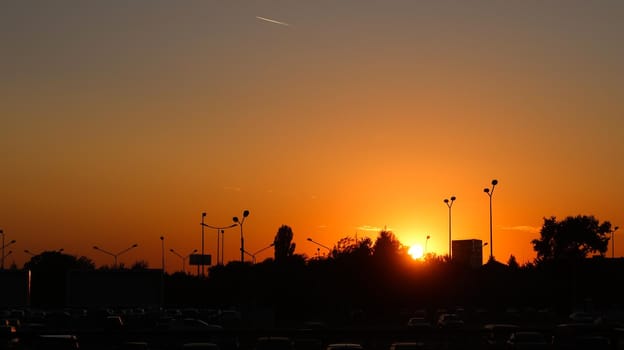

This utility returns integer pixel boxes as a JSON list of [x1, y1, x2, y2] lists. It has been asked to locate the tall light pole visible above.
[[1, 231, 16, 270], [424, 235, 431, 255], [93, 243, 138, 268], [444, 196, 456, 259], [233, 210, 250, 263], [24, 248, 64, 257], [160, 236, 165, 273], [201, 212, 206, 277], [169, 248, 197, 273], [2, 250, 12, 266], [200, 222, 237, 265], [0, 229, 3, 270], [484, 179, 498, 262], [612, 226, 620, 259], [251, 243, 275, 264], [307, 237, 331, 256]]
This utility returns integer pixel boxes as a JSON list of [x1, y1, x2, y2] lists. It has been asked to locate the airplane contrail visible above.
[[256, 16, 290, 26]]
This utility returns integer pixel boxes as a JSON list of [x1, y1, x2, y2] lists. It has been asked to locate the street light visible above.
[[2, 251, 12, 263], [93, 243, 138, 268], [251, 243, 275, 263], [200, 222, 237, 265], [613, 226, 620, 259], [24, 248, 64, 256], [307, 237, 331, 256], [444, 196, 456, 259], [160, 236, 165, 273], [243, 249, 254, 262], [233, 210, 250, 263], [169, 248, 197, 273], [424, 235, 431, 255], [483, 179, 498, 262], [1, 231, 16, 270], [201, 212, 206, 277]]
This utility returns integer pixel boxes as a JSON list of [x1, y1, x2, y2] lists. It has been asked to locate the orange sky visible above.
[[1, 1, 623, 272]]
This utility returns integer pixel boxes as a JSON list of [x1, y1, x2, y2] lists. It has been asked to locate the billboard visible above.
[[189, 254, 211, 266], [452, 239, 483, 268]]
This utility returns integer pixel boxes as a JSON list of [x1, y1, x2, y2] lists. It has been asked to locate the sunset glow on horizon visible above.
[[1, 1, 623, 272]]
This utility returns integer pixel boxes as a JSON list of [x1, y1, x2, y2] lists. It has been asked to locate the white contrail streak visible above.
[[256, 16, 290, 26]]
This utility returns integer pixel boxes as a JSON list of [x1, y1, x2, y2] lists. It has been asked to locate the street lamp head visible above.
[[202, 212, 206, 217], [243, 210, 250, 218], [93, 246, 99, 250], [484, 188, 490, 193], [160, 236, 164, 241], [233, 216, 239, 223], [492, 179, 498, 186], [307, 238, 312, 241], [426, 235, 430, 239], [483, 242, 488, 246], [451, 196, 456, 201], [9, 240, 16, 244], [192, 249, 198, 253], [169, 249, 174, 252], [132, 244, 138, 247], [444, 199, 449, 203], [615, 226, 620, 231]]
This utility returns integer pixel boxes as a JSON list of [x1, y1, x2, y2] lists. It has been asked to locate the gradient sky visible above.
[[2, 1, 623, 272]]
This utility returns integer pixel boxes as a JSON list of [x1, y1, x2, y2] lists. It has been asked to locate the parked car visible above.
[[31, 334, 80, 350], [483, 323, 519, 349], [388, 341, 425, 350], [436, 313, 464, 329], [326, 343, 363, 350], [406, 317, 431, 331], [255, 337, 293, 350], [182, 343, 221, 350], [505, 331, 549, 350]]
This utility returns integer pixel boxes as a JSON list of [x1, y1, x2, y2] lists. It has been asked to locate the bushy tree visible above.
[[531, 215, 612, 264], [273, 225, 296, 262], [24, 251, 95, 306], [373, 229, 404, 260]]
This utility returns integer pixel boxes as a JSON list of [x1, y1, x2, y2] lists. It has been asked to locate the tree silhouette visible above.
[[24, 251, 95, 307], [507, 254, 519, 269], [531, 215, 612, 264], [273, 225, 296, 262], [373, 229, 403, 261]]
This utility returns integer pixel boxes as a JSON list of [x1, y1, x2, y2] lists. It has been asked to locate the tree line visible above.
[[13, 214, 622, 323]]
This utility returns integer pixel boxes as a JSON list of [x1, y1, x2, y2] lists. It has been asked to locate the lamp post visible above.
[[233, 210, 250, 263], [93, 243, 138, 268], [483, 179, 498, 262], [424, 235, 431, 255], [613, 226, 620, 259], [160, 236, 165, 273], [2, 251, 12, 265], [169, 248, 197, 273], [200, 222, 237, 265], [243, 249, 254, 262], [307, 237, 331, 256], [1, 231, 16, 270], [251, 243, 275, 263], [444, 196, 456, 259], [201, 212, 206, 277]]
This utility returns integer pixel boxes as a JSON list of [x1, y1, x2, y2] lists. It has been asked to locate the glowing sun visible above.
[[408, 244, 424, 260]]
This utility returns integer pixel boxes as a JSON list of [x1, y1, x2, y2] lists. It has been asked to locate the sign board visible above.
[[189, 254, 211, 266]]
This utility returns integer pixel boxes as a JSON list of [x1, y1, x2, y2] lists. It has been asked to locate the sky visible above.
[[1, 1, 623, 272]]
